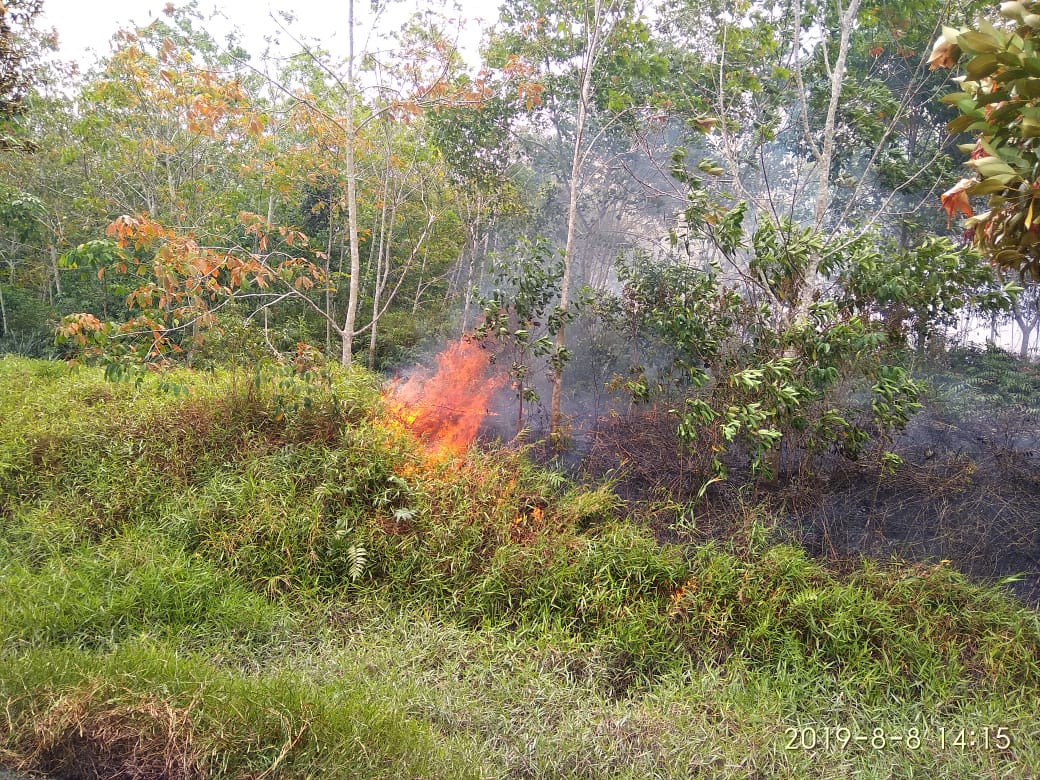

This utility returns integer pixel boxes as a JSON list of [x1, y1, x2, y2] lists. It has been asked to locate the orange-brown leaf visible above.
[[940, 178, 974, 227]]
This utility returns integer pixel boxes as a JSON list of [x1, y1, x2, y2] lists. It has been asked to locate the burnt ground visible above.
[[791, 406, 1040, 605], [566, 348, 1040, 607]]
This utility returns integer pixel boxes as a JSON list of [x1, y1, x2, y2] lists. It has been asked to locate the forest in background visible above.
[[3, 0, 1040, 777], [0, 1, 1035, 362], [1, 0, 1036, 467]]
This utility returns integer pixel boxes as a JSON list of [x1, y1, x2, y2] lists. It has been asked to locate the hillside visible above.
[[2, 356, 1039, 778]]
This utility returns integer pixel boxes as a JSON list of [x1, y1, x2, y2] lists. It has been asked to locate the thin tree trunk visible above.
[[367, 290, 381, 369], [550, 0, 605, 439], [49, 244, 61, 299], [368, 197, 395, 369], [411, 251, 429, 315], [166, 159, 178, 223], [1015, 311, 1037, 359], [365, 192, 381, 277], [461, 241, 474, 334], [342, 0, 362, 367], [325, 216, 334, 353], [792, 0, 861, 323], [458, 238, 473, 333], [517, 378, 524, 434], [462, 227, 488, 334]]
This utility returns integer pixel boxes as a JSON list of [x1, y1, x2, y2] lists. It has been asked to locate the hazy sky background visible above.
[[38, 0, 491, 70]]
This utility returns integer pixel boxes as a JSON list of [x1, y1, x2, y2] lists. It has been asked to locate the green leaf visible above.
[[1014, 77, 1040, 98], [966, 53, 1001, 79], [1020, 116, 1040, 137], [972, 157, 1017, 177], [968, 177, 1011, 196], [948, 114, 979, 133], [959, 31, 1002, 54]]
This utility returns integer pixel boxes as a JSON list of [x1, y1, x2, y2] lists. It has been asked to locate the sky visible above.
[[38, 0, 491, 70]]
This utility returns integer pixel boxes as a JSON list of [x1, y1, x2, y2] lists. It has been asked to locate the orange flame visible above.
[[385, 338, 506, 456]]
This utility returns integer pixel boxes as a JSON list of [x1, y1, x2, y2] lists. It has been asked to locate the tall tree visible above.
[[550, 0, 608, 436], [0, 0, 42, 122], [341, 0, 363, 366], [489, 0, 648, 439], [650, 0, 987, 327]]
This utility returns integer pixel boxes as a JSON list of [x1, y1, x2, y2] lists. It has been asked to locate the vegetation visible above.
[[933, 3, 1040, 279], [2, 357, 1039, 778], [0, 0, 44, 125], [1, 0, 1039, 777]]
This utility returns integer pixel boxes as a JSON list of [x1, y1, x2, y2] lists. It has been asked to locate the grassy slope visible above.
[[1, 355, 1039, 779]]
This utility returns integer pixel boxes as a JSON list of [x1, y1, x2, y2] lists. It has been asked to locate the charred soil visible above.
[[576, 347, 1040, 605]]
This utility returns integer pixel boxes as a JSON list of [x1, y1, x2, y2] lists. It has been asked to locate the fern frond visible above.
[[345, 545, 367, 582]]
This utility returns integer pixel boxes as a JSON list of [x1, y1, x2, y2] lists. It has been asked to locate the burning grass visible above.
[[384, 338, 507, 456]]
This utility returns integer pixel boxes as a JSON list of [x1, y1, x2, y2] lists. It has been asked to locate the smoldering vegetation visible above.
[[465, 303, 1040, 607]]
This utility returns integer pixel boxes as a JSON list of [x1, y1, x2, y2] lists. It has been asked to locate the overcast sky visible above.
[[39, 0, 491, 70]]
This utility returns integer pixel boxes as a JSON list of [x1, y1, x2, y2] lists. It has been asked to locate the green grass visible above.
[[3, 641, 486, 779], [1, 354, 1039, 778]]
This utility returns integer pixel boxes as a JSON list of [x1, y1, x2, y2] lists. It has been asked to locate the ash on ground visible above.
[[794, 407, 1040, 605], [571, 349, 1040, 606]]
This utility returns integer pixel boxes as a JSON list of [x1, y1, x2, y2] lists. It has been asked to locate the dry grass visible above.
[[15, 686, 201, 780]]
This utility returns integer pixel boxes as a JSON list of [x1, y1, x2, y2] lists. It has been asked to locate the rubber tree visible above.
[[653, 0, 988, 326], [488, 0, 643, 439]]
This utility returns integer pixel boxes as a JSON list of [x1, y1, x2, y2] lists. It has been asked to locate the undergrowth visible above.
[[930, 344, 1040, 420], [1, 355, 1038, 778]]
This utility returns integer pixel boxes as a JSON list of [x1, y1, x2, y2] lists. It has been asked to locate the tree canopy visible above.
[[0, 0, 43, 120]]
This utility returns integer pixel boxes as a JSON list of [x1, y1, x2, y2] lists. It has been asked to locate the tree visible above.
[[341, 0, 363, 367], [930, 5, 1040, 280], [488, 0, 649, 440], [571, 0, 1017, 487], [1009, 278, 1040, 357], [598, 235, 930, 488], [233, 4, 494, 366], [550, 0, 606, 437], [72, 19, 259, 230], [838, 235, 1014, 352], [0, 0, 43, 123], [475, 237, 566, 432], [56, 212, 327, 370], [30, 2, 495, 371], [0, 185, 45, 337], [648, 0, 988, 325]]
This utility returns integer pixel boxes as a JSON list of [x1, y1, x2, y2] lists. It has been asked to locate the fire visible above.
[[385, 338, 506, 456]]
